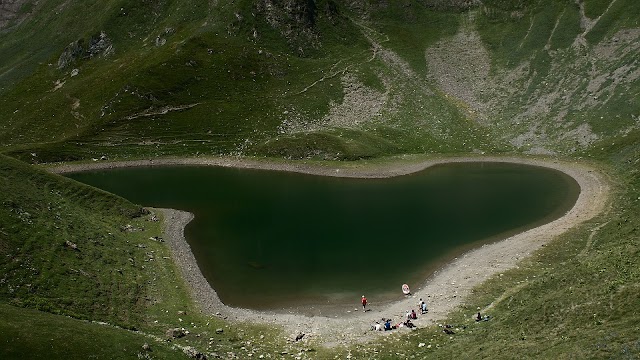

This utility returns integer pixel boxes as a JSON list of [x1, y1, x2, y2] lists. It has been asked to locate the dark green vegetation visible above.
[[0, 154, 148, 325], [0, 0, 638, 358], [0, 303, 190, 360], [0, 0, 501, 162], [67, 163, 578, 313], [0, 154, 290, 358]]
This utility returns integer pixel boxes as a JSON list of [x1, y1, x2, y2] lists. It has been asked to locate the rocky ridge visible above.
[[0, 0, 30, 30]]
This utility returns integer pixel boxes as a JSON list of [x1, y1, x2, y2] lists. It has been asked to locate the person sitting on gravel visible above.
[[421, 301, 428, 314], [372, 322, 383, 331], [384, 319, 392, 331], [411, 309, 417, 319], [404, 319, 416, 329]]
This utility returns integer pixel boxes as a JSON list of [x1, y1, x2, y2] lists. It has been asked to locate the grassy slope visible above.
[[0, 0, 639, 358], [0, 154, 149, 324], [476, 0, 640, 153], [0, 154, 294, 359], [0, 0, 504, 162], [0, 303, 190, 360]]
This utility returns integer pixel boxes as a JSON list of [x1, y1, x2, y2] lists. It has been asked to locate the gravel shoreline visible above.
[[49, 155, 610, 347]]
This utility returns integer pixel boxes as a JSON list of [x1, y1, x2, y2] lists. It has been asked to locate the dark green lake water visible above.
[[67, 162, 579, 314]]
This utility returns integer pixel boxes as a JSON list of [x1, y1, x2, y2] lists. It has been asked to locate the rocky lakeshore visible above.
[[50, 156, 610, 347]]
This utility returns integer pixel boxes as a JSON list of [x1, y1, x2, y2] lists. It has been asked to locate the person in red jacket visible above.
[[361, 295, 367, 311]]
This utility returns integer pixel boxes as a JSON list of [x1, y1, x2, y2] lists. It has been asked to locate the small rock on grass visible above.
[[183, 346, 207, 359], [166, 328, 186, 339], [64, 240, 79, 251]]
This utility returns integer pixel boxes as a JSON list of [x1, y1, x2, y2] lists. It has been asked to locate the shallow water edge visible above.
[[46, 155, 610, 345]]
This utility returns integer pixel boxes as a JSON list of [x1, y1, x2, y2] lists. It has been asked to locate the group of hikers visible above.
[[363, 293, 492, 333], [366, 296, 429, 331], [371, 317, 415, 331]]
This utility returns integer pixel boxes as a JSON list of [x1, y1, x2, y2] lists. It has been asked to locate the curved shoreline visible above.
[[48, 155, 610, 346]]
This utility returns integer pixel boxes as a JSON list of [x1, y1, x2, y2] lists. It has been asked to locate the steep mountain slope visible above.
[[0, 154, 152, 325], [0, 0, 503, 162], [0, 153, 293, 359], [425, 0, 640, 154], [1, 0, 637, 164]]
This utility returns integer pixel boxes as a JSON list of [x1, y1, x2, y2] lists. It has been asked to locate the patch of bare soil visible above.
[[279, 72, 390, 134], [277, 23, 435, 136], [425, 19, 492, 124]]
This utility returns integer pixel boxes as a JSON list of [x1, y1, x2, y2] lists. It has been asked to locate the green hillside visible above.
[[0, 0, 639, 358]]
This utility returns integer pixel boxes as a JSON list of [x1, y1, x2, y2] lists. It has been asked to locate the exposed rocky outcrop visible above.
[[254, 0, 321, 54], [424, 0, 480, 10], [57, 31, 114, 69], [344, 0, 480, 19]]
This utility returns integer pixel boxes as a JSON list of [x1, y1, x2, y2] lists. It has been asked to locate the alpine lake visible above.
[[67, 162, 579, 315]]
